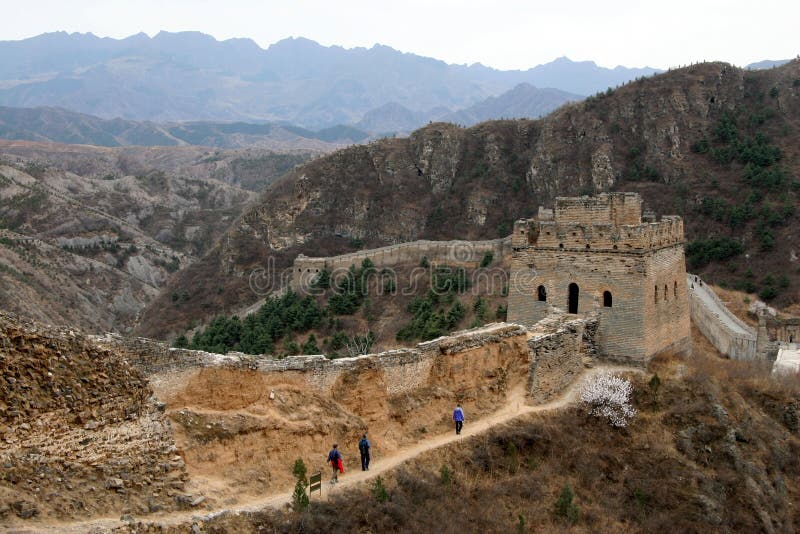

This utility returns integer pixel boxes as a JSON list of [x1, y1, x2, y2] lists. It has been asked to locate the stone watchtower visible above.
[[508, 192, 691, 365]]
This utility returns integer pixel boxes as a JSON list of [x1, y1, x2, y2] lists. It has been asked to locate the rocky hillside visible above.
[[136, 60, 800, 340], [0, 312, 186, 525], [0, 140, 313, 192], [0, 141, 311, 332]]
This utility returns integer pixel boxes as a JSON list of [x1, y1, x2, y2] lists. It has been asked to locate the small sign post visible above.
[[309, 471, 322, 498]]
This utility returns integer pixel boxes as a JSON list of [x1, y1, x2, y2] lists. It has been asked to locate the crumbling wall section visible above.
[[292, 237, 510, 290], [101, 320, 599, 405], [526, 315, 597, 403]]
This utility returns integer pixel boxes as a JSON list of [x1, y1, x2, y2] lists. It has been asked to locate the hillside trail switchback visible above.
[[8, 363, 640, 533]]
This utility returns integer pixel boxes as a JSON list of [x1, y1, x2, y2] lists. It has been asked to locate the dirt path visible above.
[[8, 363, 639, 533]]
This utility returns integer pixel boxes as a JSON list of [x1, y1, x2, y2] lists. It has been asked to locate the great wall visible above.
[[3, 192, 799, 530], [291, 237, 510, 290]]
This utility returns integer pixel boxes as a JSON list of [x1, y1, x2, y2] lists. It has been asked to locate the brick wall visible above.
[[642, 247, 692, 360], [554, 193, 642, 226], [509, 193, 691, 365], [686, 274, 758, 360]]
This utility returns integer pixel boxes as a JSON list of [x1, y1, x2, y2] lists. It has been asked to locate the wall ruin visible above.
[[95, 318, 599, 406], [757, 314, 800, 361]]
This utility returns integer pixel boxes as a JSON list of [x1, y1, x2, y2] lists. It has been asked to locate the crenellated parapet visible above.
[[512, 215, 684, 253]]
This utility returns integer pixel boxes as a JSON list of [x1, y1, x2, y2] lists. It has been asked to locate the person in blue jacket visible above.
[[453, 403, 465, 435], [358, 433, 371, 471]]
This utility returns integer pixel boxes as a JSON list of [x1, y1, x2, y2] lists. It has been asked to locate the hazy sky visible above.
[[3, 0, 798, 70]]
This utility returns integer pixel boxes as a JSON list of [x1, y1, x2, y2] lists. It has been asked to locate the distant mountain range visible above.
[[0, 106, 368, 149], [0, 82, 584, 147], [441, 83, 583, 126], [0, 31, 662, 130], [746, 59, 793, 70], [355, 84, 583, 133]]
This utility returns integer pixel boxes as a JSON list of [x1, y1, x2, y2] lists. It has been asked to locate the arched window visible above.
[[568, 283, 579, 314], [537, 285, 547, 302], [603, 291, 612, 308], [664, 285, 668, 300], [674, 281, 678, 298]]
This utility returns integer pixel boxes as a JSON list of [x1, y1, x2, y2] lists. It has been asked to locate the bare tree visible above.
[[345, 332, 376, 357]]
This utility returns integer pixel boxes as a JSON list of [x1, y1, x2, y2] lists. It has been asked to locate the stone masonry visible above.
[[526, 314, 598, 402], [508, 193, 691, 365]]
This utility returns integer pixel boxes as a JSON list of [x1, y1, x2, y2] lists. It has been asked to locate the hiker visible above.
[[359, 433, 371, 471], [327, 444, 343, 483], [453, 403, 465, 435]]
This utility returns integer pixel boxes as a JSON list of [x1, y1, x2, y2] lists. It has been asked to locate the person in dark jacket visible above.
[[327, 444, 343, 483], [358, 433, 371, 471], [453, 403, 465, 435]]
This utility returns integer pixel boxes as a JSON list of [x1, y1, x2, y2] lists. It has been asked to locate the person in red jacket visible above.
[[327, 444, 343, 483]]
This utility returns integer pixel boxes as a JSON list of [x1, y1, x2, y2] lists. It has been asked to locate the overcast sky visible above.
[[2, 0, 798, 70]]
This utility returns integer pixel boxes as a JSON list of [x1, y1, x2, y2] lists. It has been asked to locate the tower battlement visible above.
[[512, 216, 684, 252]]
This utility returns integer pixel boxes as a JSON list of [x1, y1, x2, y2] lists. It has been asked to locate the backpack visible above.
[[359, 438, 368, 453]]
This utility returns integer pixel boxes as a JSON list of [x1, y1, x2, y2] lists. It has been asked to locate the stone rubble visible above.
[[0, 311, 188, 522]]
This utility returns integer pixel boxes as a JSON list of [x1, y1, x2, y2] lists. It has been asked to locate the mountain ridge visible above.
[[0, 31, 661, 128]]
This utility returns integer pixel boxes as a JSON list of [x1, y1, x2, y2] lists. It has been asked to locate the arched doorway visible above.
[[603, 291, 612, 307], [537, 285, 547, 301], [568, 283, 579, 314]]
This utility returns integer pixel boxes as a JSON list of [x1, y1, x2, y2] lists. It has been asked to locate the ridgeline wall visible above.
[[93, 316, 598, 404], [686, 273, 757, 360]]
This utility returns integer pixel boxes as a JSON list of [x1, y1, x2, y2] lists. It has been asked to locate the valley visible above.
[[0, 141, 311, 332]]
